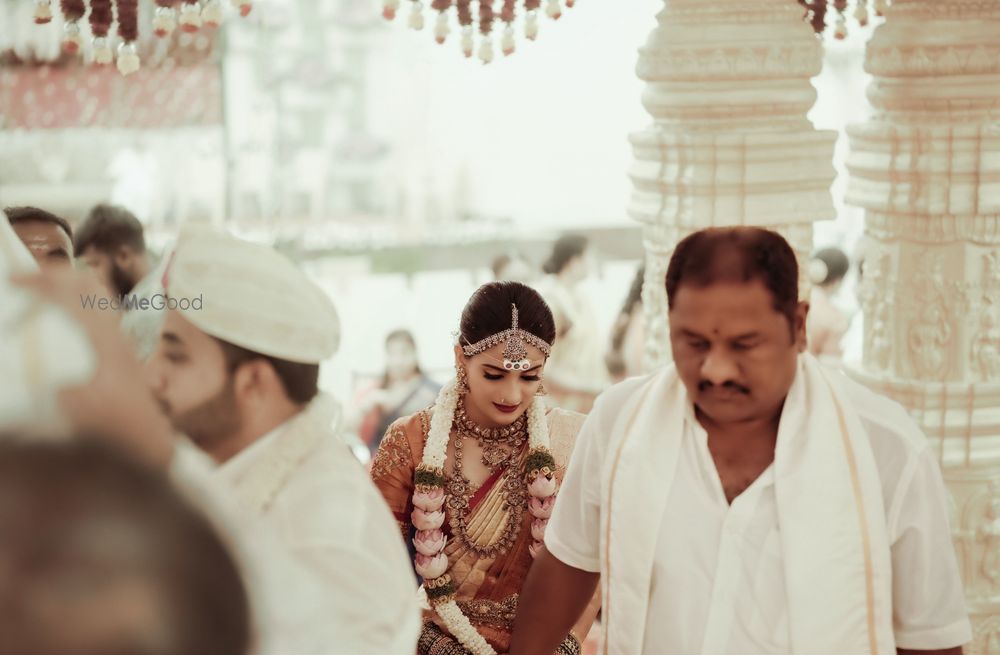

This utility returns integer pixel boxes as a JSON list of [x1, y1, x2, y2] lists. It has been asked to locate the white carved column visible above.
[[845, 1, 1000, 652], [630, 0, 838, 368]]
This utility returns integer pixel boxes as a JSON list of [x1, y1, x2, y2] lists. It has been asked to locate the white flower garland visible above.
[[411, 376, 557, 655]]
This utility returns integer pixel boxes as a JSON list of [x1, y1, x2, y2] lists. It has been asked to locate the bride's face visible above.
[[456, 342, 547, 427]]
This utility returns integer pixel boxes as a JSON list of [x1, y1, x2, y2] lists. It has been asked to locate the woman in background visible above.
[[605, 264, 645, 382], [353, 329, 440, 455], [807, 246, 852, 364], [534, 234, 608, 411]]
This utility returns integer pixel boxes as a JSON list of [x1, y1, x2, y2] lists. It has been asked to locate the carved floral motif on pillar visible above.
[[846, 1, 1000, 651]]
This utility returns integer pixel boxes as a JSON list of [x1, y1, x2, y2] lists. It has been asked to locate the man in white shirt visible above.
[[142, 228, 420, 654], [3, 223, 420, 654], [510, 227, 971, 655]]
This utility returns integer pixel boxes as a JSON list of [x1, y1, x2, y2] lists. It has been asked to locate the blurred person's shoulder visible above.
[[832, 369, 930, 455], [826, 368, 940, 521], [593, 371, 660, 422], [563, 372, 663, 463]]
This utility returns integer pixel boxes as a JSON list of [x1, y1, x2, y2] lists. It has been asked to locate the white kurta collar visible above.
[[216, 394, 342, 514]]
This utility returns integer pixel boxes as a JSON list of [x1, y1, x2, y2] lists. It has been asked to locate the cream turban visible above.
[[0, 219, 95, 433], [163, 227, 340, 364]]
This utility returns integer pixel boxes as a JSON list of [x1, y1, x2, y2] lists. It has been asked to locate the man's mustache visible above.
[[698, 380, 750, 394]]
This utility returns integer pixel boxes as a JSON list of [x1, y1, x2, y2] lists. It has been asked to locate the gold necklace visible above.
[[445, 423, 528, 559], [454, 403, 527, 471]]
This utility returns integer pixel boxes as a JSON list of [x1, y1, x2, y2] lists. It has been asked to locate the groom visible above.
[[510, 227, 971, 655]]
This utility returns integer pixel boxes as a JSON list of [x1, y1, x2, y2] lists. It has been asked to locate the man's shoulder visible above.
[[283, 435, 405, 537], [573, 371, 667, 455], [591, 371, 664, 420], [833, 369, 931, 457]]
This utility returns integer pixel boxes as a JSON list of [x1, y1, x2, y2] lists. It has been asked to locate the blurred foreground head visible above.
[[0, 439, 251, 655]]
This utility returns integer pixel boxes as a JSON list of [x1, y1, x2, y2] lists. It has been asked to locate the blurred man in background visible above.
[[5, 206, 74, 270], [74, 203, 152, 298]]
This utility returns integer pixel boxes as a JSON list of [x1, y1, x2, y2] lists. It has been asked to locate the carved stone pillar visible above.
[[845, 1, 1000, 651], [629, 0, 838, 368]]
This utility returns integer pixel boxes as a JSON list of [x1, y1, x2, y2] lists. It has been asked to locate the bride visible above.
[[370, 281, 599, 655]]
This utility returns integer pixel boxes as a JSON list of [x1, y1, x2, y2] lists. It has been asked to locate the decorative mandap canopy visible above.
[[11, 0, 891, 75], [28, 0, 251, 75], [381, 0, 888, 64]]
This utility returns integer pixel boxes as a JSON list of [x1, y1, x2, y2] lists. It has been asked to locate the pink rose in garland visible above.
[[413, 529, 448, 556], [412, 507, 446, 531], [415, 552, 449, 579], [528, 495, 555, 519], [527, 473, 556, 498], [530, 518, 548, 542], [413, 487, 446, 512]]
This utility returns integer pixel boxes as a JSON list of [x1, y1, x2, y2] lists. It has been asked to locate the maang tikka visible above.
[[461, 304, 552, 371]]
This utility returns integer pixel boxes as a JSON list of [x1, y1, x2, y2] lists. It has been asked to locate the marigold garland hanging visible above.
[[384, 0, 575, 64]]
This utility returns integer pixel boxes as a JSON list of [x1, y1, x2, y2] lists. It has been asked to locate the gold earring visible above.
[[456, 365, 469, 392], [536, 381, 548, 396]]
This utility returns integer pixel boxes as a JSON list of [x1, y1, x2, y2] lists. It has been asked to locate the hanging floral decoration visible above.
[[152, 0, 178, 37], [60, 0, 87, 54], [179, 0, 203, 32], [34, 0, 54, 25], [32, 0, 255, 76], [800, 0, 890, 40], [88, 0, 113, 63], [384, 0, 575, 64], [116, 0, 141, 75]]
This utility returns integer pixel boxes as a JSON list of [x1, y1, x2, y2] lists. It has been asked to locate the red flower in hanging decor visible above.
[[500, 0, 517, 55], [479, 0, 494, 35], [115, 0, 141, 75], [59, 0, 85, 21], [88, 0, 114, 63], [432, 0, 452, 43], [202, 0, 224, 28], [152, 0, 177, 38], [179, 0, 203, 33], [29, 0, 251, 72], [89, 0, 113, 37], [233, 0, 252, 17], [59, 0, 86, 53], [382, 0, 399, 20], [798, 0, 886, 39], [499, 0, 516, 23], [33, 0, 53, 24], [116, 0, 139, 42], [382, 0, 572, 63]]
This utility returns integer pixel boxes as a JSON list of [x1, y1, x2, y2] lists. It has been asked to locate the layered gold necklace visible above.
[[446, 404, 528, 558]]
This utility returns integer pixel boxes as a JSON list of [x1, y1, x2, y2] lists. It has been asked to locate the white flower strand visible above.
[[416, 374, 553, 655], [526, 396, 549, 450], [436, 601, 497, 655], [423, 379, 459, 470]]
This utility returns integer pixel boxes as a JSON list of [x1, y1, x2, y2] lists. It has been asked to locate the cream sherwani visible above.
[[172, 395, 420, 654], [546, 355, 971, 655]]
